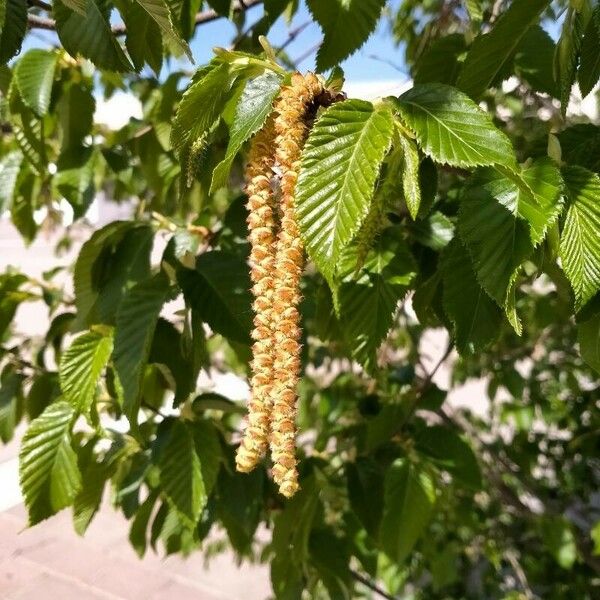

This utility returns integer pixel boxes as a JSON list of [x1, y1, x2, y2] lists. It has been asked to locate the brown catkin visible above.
[[269, 72, 324, 497], [235, 117, 278, 474]]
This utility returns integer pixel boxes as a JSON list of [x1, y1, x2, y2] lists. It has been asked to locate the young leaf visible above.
[[158, 420, 206, 527], [296, 100, 395, 280], [306, 0, 386, 72], [171, 62, 236, 153], [178, 250, 253, 344], [211, 71, 282, 192], [0, 0, 27, 64], [59, 328, 114, 415], [113, 272, 172, 420], [14, 49, 58, 117], [456, 0, 550, 99], [398, 133, 421, 220], [53, 0, 133, 72], [441, 238, 503, 353], [560, 166, 600, 311], [19, 401, 82, 525], [380, 459, 436, 565], [392, 85, 515, 169]]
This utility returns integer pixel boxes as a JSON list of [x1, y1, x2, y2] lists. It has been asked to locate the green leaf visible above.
[[0, 150, 22, 213], [456, 0, 550, 99], [129, 491, 159, 557], [171, 62, 237, 153], [158, 420, 205, 527], [407, 212, 454, 251], [380, 459, 436, 565], [441, 238, 503, 353], [555, 6, 585, 115], [578, 9, 600, 98], [337, 227, 416, 371], [346, 457, 384, 538], [178, 250, 253, 345], [578, 312, 600, 373], [296, 100, 394, 280], [14, 50, 58, 117], [189, 419, 222, 496], [398, 133, 421, 220], [416, 424, 482, 489], [514, 25, 559, 97], [54, 147, 98, 219], [11, 163, 38, 243], [560, 166, 600, 311], [73, 221, 154, 327], [132, 0, 192, 61], [458, 169, 533, 330], [0, 0, 27, 64], [211, 72, 282, 192], [113, 272, 172, 420], [307, 0, 386, 71], [19, 401, 82, 525], [558, 124, 600, 173], [59, 328, 114, 415], [53, 0, 133, 72], [57, 82, 96, 151], [0, 370, 23, 443], [393, 84, 515, 168], [414, 34, 467, 86], [123, 2, 163, 74]]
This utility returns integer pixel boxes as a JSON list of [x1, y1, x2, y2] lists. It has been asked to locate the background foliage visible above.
[[1, 0, 600, 598]]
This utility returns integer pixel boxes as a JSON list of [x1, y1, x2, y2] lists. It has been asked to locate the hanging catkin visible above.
[[235, 117, 278, 473], [269, 72, 325, 498]]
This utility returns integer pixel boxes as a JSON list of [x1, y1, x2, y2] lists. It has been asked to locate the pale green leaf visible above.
[[0, 0, 27, 64], [211, 72, 282, 192], [0, 150, 22, 213], [59, 328, 114, 415], [441, 238, 503, 353], [296, 100, 395, 280], [113, 272, 172, 420], [159, 420, 205, 527], [19, 401, 82, 525], [14, 50, 58, 117], [398, 133, 421, 220], [393, 84, 515, 168], [560, 166, 600, 311], [53, 0, 133, 72], [457, 0, 550, 99], [306, 0, 386, 72], [171, 62, 236, 153], [380, 459, 436, 564]]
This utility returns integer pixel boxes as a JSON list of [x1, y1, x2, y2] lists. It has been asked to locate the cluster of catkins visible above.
[[235, 72, 334, 498]]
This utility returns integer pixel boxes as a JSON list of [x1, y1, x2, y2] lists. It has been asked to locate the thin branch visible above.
[[27, 0, 264, 36], [293, 41, 321, 65], [28, 0, 52, 10], [350, 569, 398, 600]]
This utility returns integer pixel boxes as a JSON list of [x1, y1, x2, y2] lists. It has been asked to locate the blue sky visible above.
[[24, 0, 408, 83]]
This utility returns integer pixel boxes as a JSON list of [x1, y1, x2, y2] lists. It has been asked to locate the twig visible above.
[[27, 0, 264, 36], [293, 41, 321, 65], [350, 569, 398, 600], [28, 0, 52, 10], [276, 20, 311, 53]]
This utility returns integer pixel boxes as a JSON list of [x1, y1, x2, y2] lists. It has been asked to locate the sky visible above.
[[24, 0, 409, 85]]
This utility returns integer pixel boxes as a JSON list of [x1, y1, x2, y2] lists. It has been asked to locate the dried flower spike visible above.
[[236, 117, 278, 474], [269, 72, 324, 497]]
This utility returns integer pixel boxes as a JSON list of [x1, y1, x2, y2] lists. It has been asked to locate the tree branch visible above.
[[28, 0, 52, 10], [27, 0, 264, 36], [350, 569, 398, 600]]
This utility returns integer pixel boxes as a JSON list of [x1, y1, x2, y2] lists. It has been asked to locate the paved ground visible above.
[[0, 432, 271, 600]]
